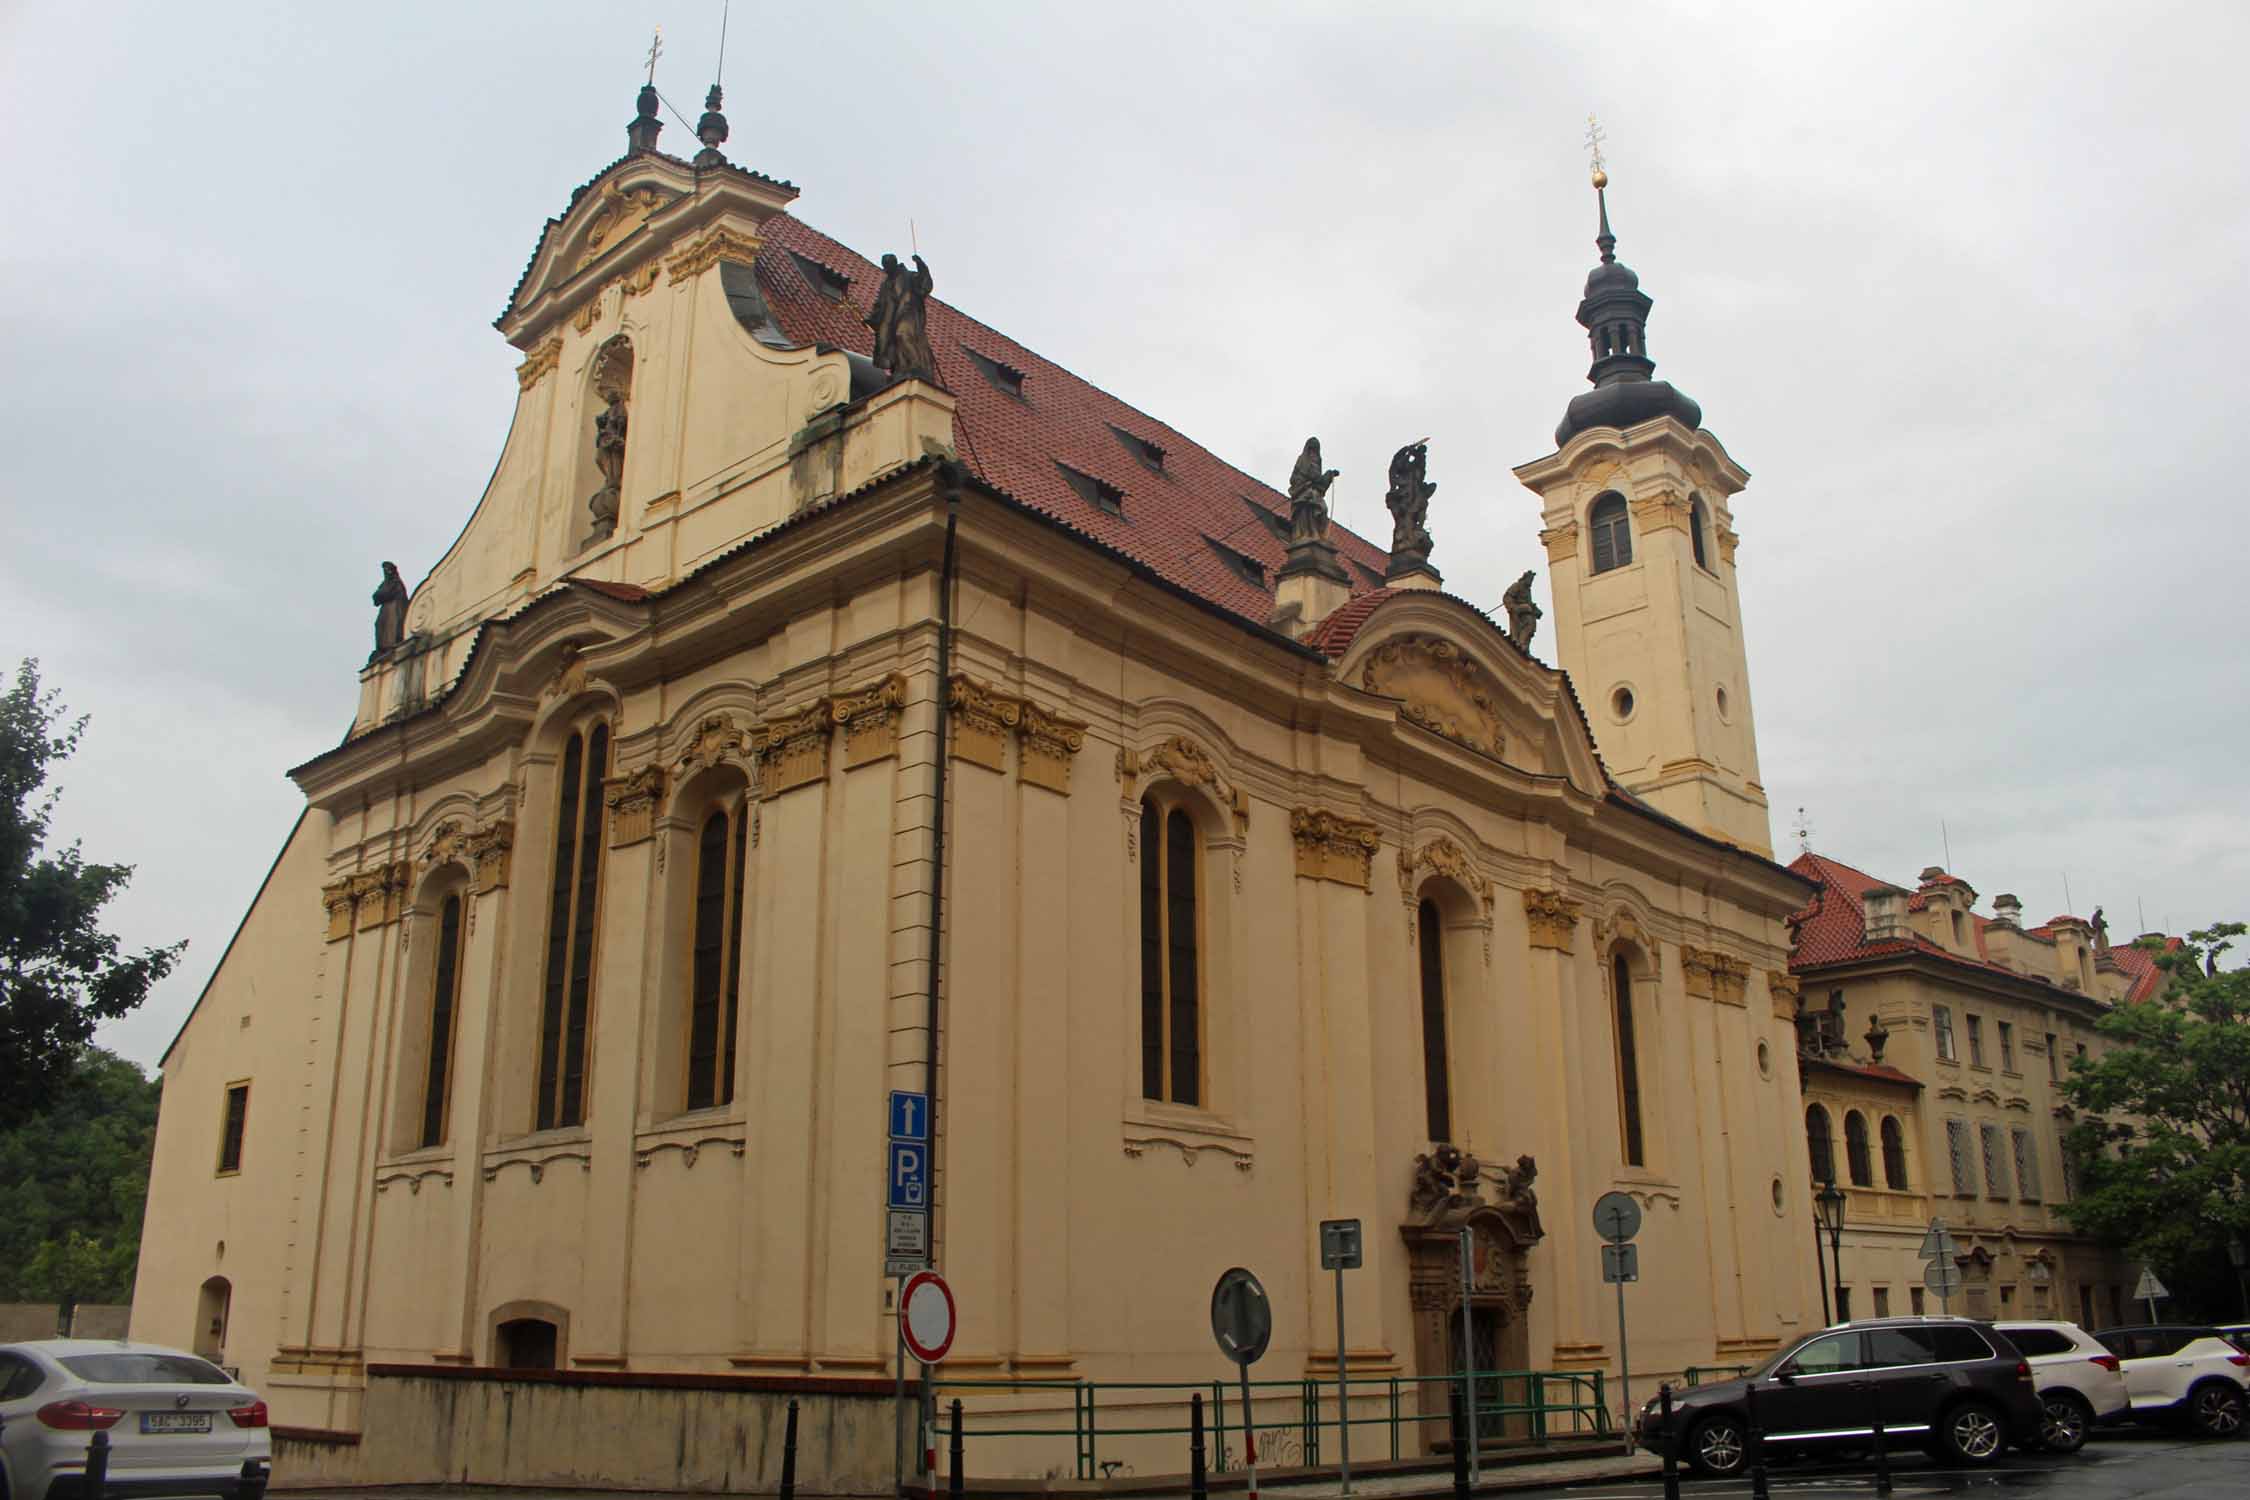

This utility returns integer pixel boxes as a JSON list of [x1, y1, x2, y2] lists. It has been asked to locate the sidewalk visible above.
[[1115, 1449, 1664, 1500]]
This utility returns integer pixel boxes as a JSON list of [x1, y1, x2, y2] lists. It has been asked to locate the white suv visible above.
[[1992, 1320, 2129, 1452], [2094, 1325, 2250, 1437]]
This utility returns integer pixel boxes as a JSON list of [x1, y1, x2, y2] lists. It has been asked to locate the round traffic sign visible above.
[[900, 1270, 956, 1364], [1209, 1267, 1272, 1367], [1923, 1261, 1964, 1298], [1592, 1191, 1642, 1244]]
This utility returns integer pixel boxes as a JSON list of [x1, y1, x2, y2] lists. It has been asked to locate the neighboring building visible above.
[[1786, 854, 2158, 1331], [132, 86, 1823, 1486]]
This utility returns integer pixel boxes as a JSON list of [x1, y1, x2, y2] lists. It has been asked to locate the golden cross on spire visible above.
[[1585, 114, 1608, 187], [645, 25, 664, 84]]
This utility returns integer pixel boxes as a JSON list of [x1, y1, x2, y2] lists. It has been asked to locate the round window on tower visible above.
[[1715, 684, 1731, 722], [1770, 1175, 1787, 1216], [1757, 1039, 1773, 1079], [1611, 685, 1636, 723]]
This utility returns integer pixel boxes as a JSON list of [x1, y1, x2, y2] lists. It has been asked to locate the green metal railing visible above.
[[929, 1369, 1611, 1482], [1681, 1363, 1753, 1387]]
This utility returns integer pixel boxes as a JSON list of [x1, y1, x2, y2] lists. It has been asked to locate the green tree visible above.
[[0, 1046, 161, 1303], [1, 658, 184, 1127], [2060, 924, 2250, 1318]]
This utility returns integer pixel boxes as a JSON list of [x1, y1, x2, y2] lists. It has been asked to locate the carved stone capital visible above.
[[1400, 835, 1491, 908], [833, 672, 909, 768], [322, 879, 356, 942], [948, 674, 1022, 772], [1767, 969, 1802, 1020], [752, 699, 834, 797], [1629, 489, 1690, 533], [1538, 521, 1581, 564], [1521, 887, 1582, 952], [1361, 634, 1505, 759], [667, 225, 764, 284], [605, 765, 667, 846], [1681, 945, 1747, 1004], [343, 862, 412, 933], [515, 336, 562, 391], [467, 820, 515, 893], [1716, 525, 1741, 564], [1291, 807, 1380, 890], [1017, 701, 1087, 794]]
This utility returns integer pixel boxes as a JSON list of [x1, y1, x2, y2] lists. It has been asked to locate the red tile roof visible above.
[[1803, 1055, 1923, 1090], [753, 217, 1395, 630]]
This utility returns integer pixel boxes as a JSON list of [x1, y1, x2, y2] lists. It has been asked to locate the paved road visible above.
[[1547, 1430, 2245, 1500]]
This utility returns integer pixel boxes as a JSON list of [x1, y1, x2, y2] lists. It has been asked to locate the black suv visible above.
[[1639, 1318, 2044, 1475]]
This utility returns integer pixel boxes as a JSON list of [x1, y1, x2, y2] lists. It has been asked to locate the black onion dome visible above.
[[1555, 381, 1702, 447], [1553, 180, 1700, 446]]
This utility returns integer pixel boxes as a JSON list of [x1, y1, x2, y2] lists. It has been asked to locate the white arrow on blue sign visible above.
[[889, 1090, 928, 1142]]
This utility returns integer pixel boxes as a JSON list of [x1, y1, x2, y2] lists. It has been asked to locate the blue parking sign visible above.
[[889, 1090, 929, 1142], [887, 1141, 928, 1208]]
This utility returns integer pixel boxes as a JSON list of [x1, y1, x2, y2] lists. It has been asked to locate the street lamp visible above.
[[1815, 1179, 1848, 1323]]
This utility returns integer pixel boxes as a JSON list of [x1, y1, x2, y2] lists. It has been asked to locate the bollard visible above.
[[1742, 1381, 1770, 1500], [1658, 1384, 1680, 1500], [1867, 1381, 1891, 1497], [949, 1399, 965, 1500], [779, 1398, 800, 1500], [1449, 1385, 1470, 1500], [85, 1430, 112, 1500], [1189, 1393, 1209, 1500]]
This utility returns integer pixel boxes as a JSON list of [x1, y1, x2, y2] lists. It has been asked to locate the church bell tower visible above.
[[1511, 170, 1774, 858]]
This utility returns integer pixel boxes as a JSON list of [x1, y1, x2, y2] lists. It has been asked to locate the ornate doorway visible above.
[[1402, 1146, 1545, 1446]]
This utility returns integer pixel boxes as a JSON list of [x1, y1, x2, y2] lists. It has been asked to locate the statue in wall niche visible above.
[[867, 253, 938, 382], [1286, 437, 1340, 545], [370, 562, 408, 660], [1496, 1154, 1543, 1238], [586, 334, 634, 544], [1501, 569, 1542, 650], [1384, 439, 1436, 566]]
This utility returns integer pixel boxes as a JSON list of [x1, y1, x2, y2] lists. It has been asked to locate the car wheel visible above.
[[2039, 1390, 2093, 1454], [2188, 1381, 2245, 1438], [1937, 1398, 2007, 1465], [1688, 1413, 1749, 1477]]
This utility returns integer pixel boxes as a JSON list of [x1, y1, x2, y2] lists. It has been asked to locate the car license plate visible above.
[[141, 1412, 212, 1434]]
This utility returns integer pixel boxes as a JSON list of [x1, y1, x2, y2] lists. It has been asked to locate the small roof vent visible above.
[[1109, 424, 1168, 473], [1055, 462, 1124, 516], [786, 249, 852, 302], [962, 346, 1028, 400], [1239, 494, 1291, 546], [1203, 535, 1267, 589]]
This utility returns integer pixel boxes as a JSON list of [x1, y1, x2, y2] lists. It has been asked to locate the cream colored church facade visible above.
[[134, 92, 1827, 1489]]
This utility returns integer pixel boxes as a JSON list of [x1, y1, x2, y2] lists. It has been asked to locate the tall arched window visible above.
[[1689, 496, 1711, 570], [1806, 1104, 1836, 1184], [1589, 494, 1633, 574], [1613, 952, 1645, 1166], [1881, 1115, 1910, 1189], [1418, 898, 1450, 1142], [537, 722, 609, 1131], [420, 892, 466, 1148], [1844, 1109, 1873, 1187], [686, 801, 750, 1111], [1138, 795, 1201, 1106]]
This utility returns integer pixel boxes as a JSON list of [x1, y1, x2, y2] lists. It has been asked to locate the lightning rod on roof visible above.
[[1941, 819, 1952, 871], [715, 0, 731, 86], [1791, 806, 1811, 855]]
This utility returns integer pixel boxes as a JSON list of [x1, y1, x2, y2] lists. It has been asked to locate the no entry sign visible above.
[[899, 1269, 956, 1365]]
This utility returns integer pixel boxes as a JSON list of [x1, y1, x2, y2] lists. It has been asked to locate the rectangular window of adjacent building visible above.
[[1998, 1021, 2016, 1073], [1980, 1122, 2009, 1199], [1966, 1014, 1986, 1067], [1911, 1286, 1927, 1315], [2012, 1127, 2041, 1201], [1872, 1286, 1891, 1317], [2078, 1286, 2093, 1326], [1933, 1005, 1957, 1062], [1946, 1118, 1975, 1195], [216, 1083, 249, 1175], [1835, 1286, 1852, 1321], [2046, 1032, 2059, 1083], [420, 893, 466, 1148], [537, 723, 609, 1131]]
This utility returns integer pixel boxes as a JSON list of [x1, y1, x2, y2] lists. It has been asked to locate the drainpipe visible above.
[[926, 472, 961, 1259]]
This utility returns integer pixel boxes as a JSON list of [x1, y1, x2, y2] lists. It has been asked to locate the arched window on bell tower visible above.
[[1690, 494, 1711, 571], [1589, 493, 1632, 574]]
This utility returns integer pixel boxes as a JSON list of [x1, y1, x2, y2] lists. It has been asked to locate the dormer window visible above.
[[785, 249, 852, 302], [1240, 494, 1291, 546], [1203, 535, 1266, 589], [1109, 425, 1167, 473], [962, 346, 1028, 400], [1056, 462, 1124, 516]]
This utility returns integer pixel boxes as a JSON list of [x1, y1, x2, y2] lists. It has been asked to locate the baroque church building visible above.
[[135, 86, 1824, 1489]]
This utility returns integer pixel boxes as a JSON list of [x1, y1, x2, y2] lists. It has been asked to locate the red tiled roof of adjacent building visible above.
[[1802, 1054, 1923, 1090], [752, 217, 1395, 631]]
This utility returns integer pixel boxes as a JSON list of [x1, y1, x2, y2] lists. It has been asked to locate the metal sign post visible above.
[[1457, 1226, 1478, 1484], [1593, 1192, 1644, 1449], [886, 1090, 932, 1497], [1210, 1269, 1272, 1500], [2134, 1266, 2169, 1324], [1918, 1218, 1961, 1315], [1320, 1220, 1362, 1496]]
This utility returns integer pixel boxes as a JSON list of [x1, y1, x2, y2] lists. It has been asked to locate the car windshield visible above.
[[59, 1353, 232, 1385]]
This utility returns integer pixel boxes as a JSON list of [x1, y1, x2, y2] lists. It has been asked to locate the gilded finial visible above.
[[1585, 113, 1608, 188]]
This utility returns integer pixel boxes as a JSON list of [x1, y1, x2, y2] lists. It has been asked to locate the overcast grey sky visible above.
[[4, 1, 2243, 1071]]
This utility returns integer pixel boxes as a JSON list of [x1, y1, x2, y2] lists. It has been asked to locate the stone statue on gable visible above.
[[1502, 569, 1542, 650], [370, 562, 408, 661], [867, 253, 938, 383], [1286, 437, 1340, 545], [1384, 439, 1436, 567]]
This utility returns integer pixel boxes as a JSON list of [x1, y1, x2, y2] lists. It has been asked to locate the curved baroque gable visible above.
[[1361, 634, 1505, 758]]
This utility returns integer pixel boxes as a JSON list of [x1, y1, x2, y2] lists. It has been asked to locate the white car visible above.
[[2093, 1325, 2250, 1437], [1992, 1320, 2129, 1452], [0, 1341, 271, 1500]]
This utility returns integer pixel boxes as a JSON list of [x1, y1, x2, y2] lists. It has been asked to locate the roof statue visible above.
[[1286, 437, 1339, 545], [1383, 439, 1436, 575], [866, 253, 938, 383], [1502, 569, 1541, 650], [370, 562, 407, 661]]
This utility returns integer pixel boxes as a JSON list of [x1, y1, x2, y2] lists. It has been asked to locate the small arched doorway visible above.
[[194, 1277, 232, 1364], [1403, 1148, 1546, 1446]]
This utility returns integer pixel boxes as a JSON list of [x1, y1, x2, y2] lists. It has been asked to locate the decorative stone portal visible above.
[[1401, 1145, 1545, 1444]]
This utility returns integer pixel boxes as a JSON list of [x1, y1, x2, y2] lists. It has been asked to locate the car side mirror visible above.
[[1774, 1365, 1797, 1383]]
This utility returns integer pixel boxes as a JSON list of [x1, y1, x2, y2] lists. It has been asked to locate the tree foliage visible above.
[[0, 1046, 160, 1303], [1, 659, 183, 1127], [2060, 924, 2250, 1313]]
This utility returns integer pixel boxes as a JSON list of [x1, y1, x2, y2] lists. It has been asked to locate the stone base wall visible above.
[[0, 1302, 131, 1341], [270, 1366, 904, 1495]]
